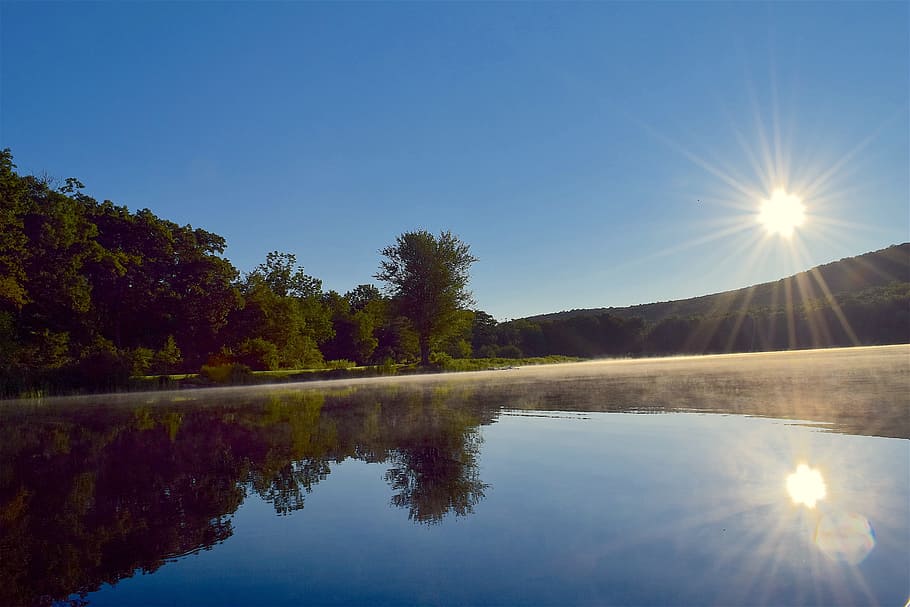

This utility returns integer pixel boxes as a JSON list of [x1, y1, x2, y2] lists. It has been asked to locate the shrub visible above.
[[130, 347, 154, 376], [429, 352, 454, 369], [151, 336, 182, 375], [282, 334, 324, 369], [200, 362, 253, 384], [72, 339, 133, 392], [325, 359, 356, 370], [440, 337, 472, 359], [375, 356, 398, 376], [236, 338, 279, 371], [206, 348, 235, 368]]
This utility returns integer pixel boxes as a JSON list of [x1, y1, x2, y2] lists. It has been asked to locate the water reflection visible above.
[[0, 387, 492, 605], [780, 462, 876, 571], [815, 511, 876, 564], [0, 346, 907, 606], [787, 464, 827, 508]]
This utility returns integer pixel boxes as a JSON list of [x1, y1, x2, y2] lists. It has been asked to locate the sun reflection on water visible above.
[[786, 463, 826, 508], [784, 462, 877, 565]]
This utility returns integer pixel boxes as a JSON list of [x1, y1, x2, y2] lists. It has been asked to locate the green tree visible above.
[[470, 310, 498, 357], [228, 252, 330, 369], [0, 149, 29, 310], [151, 335, 182, 375], [252, 251, 321, 298], [375, 230, 477, 365], [345, 284, 382, 312], [321, 291, 379, 364], [235, 337, 280, 371], [437, 309, 474, 358]]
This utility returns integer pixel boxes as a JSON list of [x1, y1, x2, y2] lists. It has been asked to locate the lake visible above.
[[2, 345, 908, 606]]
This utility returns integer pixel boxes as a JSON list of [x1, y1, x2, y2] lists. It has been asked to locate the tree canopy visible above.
[[375, 230, 478, 365]]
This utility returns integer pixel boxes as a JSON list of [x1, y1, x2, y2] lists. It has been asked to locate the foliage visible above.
[[0, 149, 29, 309], [436, 309, 474, 358], [200, 362, 253, 384], [429, 351, 454, 368], [470, 310, 498, 356], [129, 347, 154, 376], [151, 336, 182, 375], [429, 354, 581, 372], [492, 281, 909, 358], [375, 356, 399, 376], [497, 344, 524, 359], [235, 337, 280, 371], [376, 230, 477, 365], [324, 359, 357, 370], [374, 315, 419, 364], [320, 290, 379, 365], [227, 252, 330, 369], [72, 338, 133, 392]]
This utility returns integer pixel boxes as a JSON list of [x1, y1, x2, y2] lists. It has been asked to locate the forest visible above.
[[1, 149, 908, 396]]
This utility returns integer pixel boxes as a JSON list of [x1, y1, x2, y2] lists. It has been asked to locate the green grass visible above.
[[127, 355, 584, 390], [6, 356, 586, 399], [435, 355, 582, 372]]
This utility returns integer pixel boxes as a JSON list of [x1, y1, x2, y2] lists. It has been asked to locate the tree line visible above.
[[1, 149, 907, 395], [1, 149, 485, 395], [486, 279, 908, 359]]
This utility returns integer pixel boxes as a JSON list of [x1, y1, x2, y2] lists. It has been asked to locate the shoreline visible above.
[[4, 343, 906, 406]]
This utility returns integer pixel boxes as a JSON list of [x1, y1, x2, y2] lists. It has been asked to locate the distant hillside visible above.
[[525, 243, 910, 324]]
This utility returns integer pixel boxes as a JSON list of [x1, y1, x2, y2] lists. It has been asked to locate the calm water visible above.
[[2, 346, 908, 606]]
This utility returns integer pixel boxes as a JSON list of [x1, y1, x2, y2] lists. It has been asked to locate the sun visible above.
[[758, 189, 806, 238]]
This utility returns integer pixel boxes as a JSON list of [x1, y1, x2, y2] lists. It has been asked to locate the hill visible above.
[[482, 243, 909, 359], [525, 243, 910, 325]]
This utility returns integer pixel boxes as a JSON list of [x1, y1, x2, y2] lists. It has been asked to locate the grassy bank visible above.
[[126, 355, 583, 391]]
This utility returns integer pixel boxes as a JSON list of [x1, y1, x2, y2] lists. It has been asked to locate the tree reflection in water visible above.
[[384, 390, 487, 524], [0, 386, 492, 606]]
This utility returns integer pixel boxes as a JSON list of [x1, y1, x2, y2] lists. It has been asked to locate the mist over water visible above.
[[2, 346, 907, 606]]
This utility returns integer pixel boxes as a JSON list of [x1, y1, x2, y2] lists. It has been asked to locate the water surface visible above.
[[2, 346, 907, 606]]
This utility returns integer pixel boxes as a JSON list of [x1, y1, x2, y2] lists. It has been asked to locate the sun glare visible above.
[[758, 190, 806, 238], [786, 463, 827, 508]]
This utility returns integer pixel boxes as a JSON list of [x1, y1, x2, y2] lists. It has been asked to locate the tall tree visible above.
[[375, 230, 477, 365]]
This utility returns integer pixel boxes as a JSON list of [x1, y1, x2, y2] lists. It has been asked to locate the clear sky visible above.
[[2, 2, 907, 320]]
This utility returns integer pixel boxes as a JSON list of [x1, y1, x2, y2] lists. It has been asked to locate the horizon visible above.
[[2, 2, 907, 320]]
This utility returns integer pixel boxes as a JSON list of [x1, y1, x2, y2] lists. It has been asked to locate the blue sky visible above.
[[2, 2, 907, 320]]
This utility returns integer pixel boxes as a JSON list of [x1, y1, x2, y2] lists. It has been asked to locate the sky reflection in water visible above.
[[1, 346, 907, 606]]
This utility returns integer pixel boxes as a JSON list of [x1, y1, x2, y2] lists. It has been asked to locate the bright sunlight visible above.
[[786, 463, 827, 508], [758, 190, 806, 238]]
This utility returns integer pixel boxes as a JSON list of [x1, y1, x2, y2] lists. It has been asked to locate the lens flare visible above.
[[786, 463, 826, 508], [815, 511, 876, 564], [758, 189, 806, 237]]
